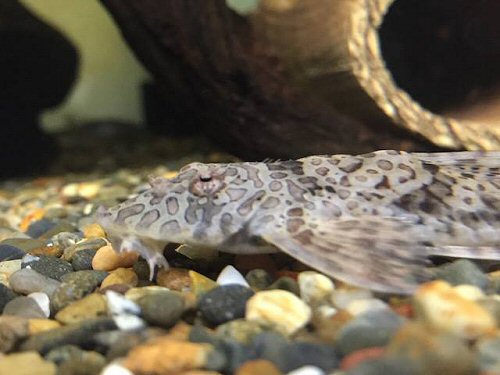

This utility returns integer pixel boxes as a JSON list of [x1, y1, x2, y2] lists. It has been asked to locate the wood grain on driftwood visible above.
[[101, 0, 500, 158]]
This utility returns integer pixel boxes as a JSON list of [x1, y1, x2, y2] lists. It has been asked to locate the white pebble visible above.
[[298, 271, 335, 306], [217, 265, 249, 287], [106, 290, 141, 316], [453, 285, 485, 301], [331, 288, 372, 309], [113, 314, 146, 331], [287, 365, 325, 375], [345, 298, 388, 316], [28, 292, 50, 318], [100, 361, 134, 375]]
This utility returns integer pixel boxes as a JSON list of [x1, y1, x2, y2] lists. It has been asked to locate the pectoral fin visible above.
[[260, 217, 433, 294]]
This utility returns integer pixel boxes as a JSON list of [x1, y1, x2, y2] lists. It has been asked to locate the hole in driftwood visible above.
[[379, 0, 500, 126]]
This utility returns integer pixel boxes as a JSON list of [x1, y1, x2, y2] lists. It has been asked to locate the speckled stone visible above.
[[46, 345, 107, 375], [22, 255, 73, 281], [434, 259, 489, 290], [0, 351, 57, 375], [51, 271, 108, 313], [246, 290, 311, 336], [0, 315, 29, 352], [0, 282, 18, 311], [71, 249, 97, 271], [136, 290, 185, 328], [8, 268, 61, 297], [20, 317, 117, 354], [336, 309, 405, 356], [55, 293, 108, 324], [199, 284, 255, 326], [215, 319, 265, 343]]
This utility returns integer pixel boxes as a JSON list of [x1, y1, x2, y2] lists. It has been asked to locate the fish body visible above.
[[97, 150, 500, 293]]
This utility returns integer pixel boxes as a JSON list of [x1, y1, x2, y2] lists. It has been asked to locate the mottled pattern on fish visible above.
[[97, 150, 500, 293]]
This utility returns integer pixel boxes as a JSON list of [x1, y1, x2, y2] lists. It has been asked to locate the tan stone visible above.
[[28, 319, 61, 334], [298, 271, 335, 306], [83, 223, 106, 238], [0, 351, 56, 375], [235, 359, 283, 375], [92, 244, 138, 271], [55, 293, 108, 324], [101, 267, 139, 289], [189, 270, 217, 295], [157, 268, 191, 291], [246, 290, 311, 336], [123, 338, 217, 375], [414, 280, 496, 339]]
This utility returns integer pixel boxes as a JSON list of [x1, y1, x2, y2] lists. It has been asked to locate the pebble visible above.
[[336, 309, 405, 356], [298, 271, 335, 307], [343, 357, 417, 375], [199, 284, 255, 326], [100, 362, 134, 375], [235, 359, 283, 375], [157, 267, 192, 291], [0, 243, 28, 260], [51, 271, 107, 313], [275, 342, 338, 373], [22, 255, 73, 281], [55, 293, 108, 324], [0, 282, 18, 311], [62, 238, 107, 261], [122, 338, 226, 374], [106, 291, 145, 331], [101, 268, 139, 289], [245, 269, 273, 290], [330, 288, 372, 310], [26, 219, 57, 238], [20, 317, 117, 354], [0, 315, 29, 352], [267, 276, 300, 296], [8, 268, 61, 296], [286, 366, 325, 375], [434, 259, 490, 290], [413, 280, 496, 339], [478, 297, 500, 325], [246, 290, 311, 336], [46, 345, 107, 374], [0, 351, 57, 375], [0, 259, 22, 277], [217, 265, 250, 287], [82, 223, 106, 238], [136, 290, 185, 328], [0, 238, 46, 257], [340, 347, 386, 371], [387, 322, 476, 375], [476, 336, 500, 373], [92, 245, 139, 271], [190, 270, 217, 295], [215, 319, 265, 343], [3, 296, 47, 319], [345, 298, 389, 316], [28, 319, 61, 334], [71, 249, 97, 270], [28, 292, 51, 318]]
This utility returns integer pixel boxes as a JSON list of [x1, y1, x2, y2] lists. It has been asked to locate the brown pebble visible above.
[[92, 245, 138, 271], [29, 245, 62, 258], [101, 268, 139, 289], [157, 268, 191, 291], [28, 319, 61, 335], [83, 223, 106, 238], [235, 360, 283, 375]]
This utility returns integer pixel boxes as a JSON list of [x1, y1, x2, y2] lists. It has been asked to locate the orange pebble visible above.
[[92, 245, 139, 271]]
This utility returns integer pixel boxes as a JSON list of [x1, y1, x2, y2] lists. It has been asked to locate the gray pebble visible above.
[[26, 219, 57, 239], [45, 345, 107, 375], [136, 291, 184, 328], [23, 255, 73, 281], [0, 244, 27, 261], [0, 283, 18, 311], [478, 298, 500, 326], [8, 268, 61, 297], [62, 238, 106, 261], [345, 357, 418, 375], [51, 271, 107, 313], [477, 337, 500, 373], [275, 342, 338, 373], [434, 259, 489, 290], [71, 249, 97, 271], [245, 269, 273, 290], [199, 284, 254, 325], [336, 309, 405, 356], [267, 276, 300, 295], [251, 331, 289, 363], [3, 296, 47, 319], [20, 317, 116, 354], [0, 238, 45, 255]]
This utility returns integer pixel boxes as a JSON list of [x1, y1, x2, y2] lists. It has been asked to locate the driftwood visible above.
[[100, 0, 500, 159]]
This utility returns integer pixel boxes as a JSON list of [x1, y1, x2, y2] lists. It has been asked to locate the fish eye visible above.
[[199, 175, 212, 182]]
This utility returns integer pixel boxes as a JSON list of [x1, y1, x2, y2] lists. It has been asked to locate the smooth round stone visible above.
[[62, 238, 107, 261], [8, 268, 61, 296], [287, 366, 325, 375], [71, 249, 97, 271], [478, 298, 500, 326], [477, 336, 500, 373], [345, 298, 389, 316], [100, 363, 134, 375], [276, 342, 338, 373], [156, 267, 191, 291], [3, 296, 47, 319], [26, 219, 57, 238], [189, 270, 217, 295], [51, 271, 108, 313], [199, 284, 255, 326], [55, 293, 108, 324], [0, 243, 27, 260], [132, 260, 150, 281], [217, 265, 249, 287], [344, 357, 418, 375], [331, 288, 372, 310], [0, 283, 18, 311], [245, 269, 273, 290], [267, 276, 300, 296], [92, 245, 139, 272], [0, 315, 30, 352], [413, 280, 496, 339], [28, 292, 51, 318], [22, 255, 73, 281], [215, 319, 265, 343], [0, 351, 57, 375], [336, 309, 405, 356], [0, 238, 46, 257], [28, 319, 62, 335], [246, 290, 311, 336], [434, 259, 489, 290], [235, 359, 282, 375], [82, 223, 106, 238], [101, 268, 138, 289], [136, 290, 185, 328], [46, 345, 107, 375], [0, 259, 22, 276], [38, 221, 78, 240], [298, 271, 335, 307], [251, 331, 289, 363]]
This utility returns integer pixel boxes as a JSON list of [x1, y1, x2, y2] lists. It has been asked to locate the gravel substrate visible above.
[[0, 155, 499, 375]]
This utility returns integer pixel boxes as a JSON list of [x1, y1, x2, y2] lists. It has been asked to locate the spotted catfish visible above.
[[97, 150, 500, 293]]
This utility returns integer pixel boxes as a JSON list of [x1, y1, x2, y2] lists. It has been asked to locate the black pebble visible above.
[[199, 284, 254, 326], [26, 219, 57, 238], [71, 249, 97, 271], [23, 255, 73, 281], [0, 244, 27, 261]]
